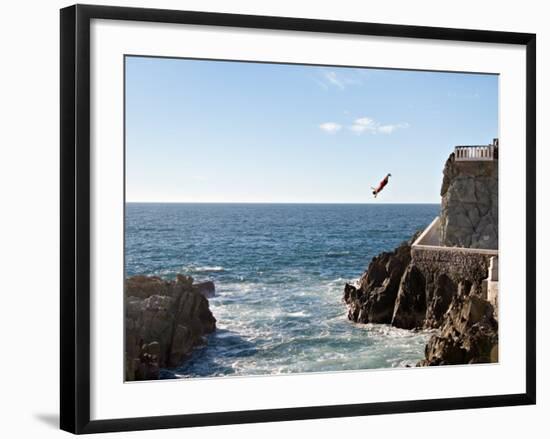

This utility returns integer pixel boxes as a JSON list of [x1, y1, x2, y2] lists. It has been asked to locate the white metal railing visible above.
[[454, 144, 497, 161]]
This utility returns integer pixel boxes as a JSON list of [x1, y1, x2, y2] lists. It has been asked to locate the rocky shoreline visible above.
[[342, 236, 498, 365], [124, 150, 498, 376], [125, 274, 216, 381], [343, 150, 499, 366]]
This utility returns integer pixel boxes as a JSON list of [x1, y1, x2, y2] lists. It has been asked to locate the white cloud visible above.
[[378, 122, 410, 134], [350, 117, 409, 135], [350, 117, 378, 133], [319, 122, 342, 133], [323, 71, 346, 89], [317, 70, 361, 90], [377, 125, 396, 134], [319, 117, 409, 136]]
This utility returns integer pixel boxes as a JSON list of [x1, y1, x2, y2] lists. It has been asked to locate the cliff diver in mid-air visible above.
[[371, 173, 391, 198]]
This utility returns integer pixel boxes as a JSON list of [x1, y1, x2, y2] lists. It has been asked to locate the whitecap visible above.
[[286, 311, 310, 318], [184, 265, 226, 273]]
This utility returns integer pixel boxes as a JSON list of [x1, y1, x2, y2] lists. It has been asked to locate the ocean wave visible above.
[[184, 265, 226, 273], [151, 268, 176, 277], [286, 311, 310, 318], [324, 277, 348, 287]]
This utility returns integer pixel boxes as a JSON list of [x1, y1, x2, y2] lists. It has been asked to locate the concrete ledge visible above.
[[412, 216, 440, 247], [412, 216, 498, 257], [413, 244, 498, 257]]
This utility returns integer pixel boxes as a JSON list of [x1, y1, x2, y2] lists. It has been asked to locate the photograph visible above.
[[123, 56, 499, 381]]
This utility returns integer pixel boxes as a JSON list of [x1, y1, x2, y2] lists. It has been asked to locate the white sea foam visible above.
[[286, 311, 310, 318], [151, 268, 177, 276], [184, 265, 226, 273]]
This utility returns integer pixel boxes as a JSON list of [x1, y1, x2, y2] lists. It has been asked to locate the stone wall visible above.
[[411, 247, 493, 287], [440, 154, 498, 249]]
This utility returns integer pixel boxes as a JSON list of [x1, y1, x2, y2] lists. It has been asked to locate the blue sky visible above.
[[125, 56, 498, 203]]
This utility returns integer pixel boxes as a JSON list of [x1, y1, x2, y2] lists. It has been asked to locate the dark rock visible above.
[[391, 265, 427, 329], [424, 274, 457, 328], [125, 274, 216, 381], [343, 283, 362, 322], [419, 295, 498, 366], [343, 239, 413, 324], [391, 266, 466, 331], [194, 281, 216, 298], [124, 275, 172, 299]]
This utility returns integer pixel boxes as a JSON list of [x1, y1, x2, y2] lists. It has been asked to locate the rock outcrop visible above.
[[440, 153, 498, 249], [125, 274, 216, 381], [343, 237, 473, 331], [419, 295, 498, 365], [343, 238, 413, 324], [194, 281, 216, 298], [391, 264, 427, 329]]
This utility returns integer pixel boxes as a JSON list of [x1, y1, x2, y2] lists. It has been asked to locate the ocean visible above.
[[125, 203, 439, 378]]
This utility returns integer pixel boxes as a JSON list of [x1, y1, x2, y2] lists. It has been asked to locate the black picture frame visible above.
[[60, 4, 536, 434]]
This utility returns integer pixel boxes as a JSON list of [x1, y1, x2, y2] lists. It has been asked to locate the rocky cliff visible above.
[[125, 274, 216, 381], [419, 294, 498, 365], [344, 238, 413, 324], [440, 153, 498, 249], [343, 236, 477, 330], [343, 150, 498, 365]]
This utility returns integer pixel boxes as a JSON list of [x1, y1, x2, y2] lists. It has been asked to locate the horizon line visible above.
[[125, 201, 440, 205]]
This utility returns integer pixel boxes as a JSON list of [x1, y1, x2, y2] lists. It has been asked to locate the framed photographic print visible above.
[[60, 4, 536, 434]]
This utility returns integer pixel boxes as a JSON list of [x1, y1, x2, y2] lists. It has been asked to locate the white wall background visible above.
[[0, 0, 546, 437]]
